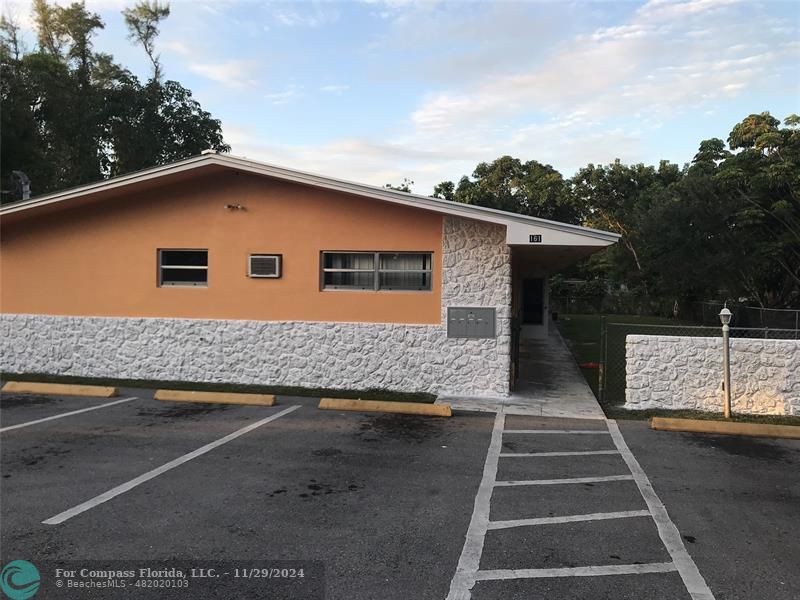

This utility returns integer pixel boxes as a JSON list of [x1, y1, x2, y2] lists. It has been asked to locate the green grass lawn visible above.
[[556, 313, 687, 401]]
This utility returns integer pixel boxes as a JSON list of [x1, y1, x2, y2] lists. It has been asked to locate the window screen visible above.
[[158, 249, 208, 287], [378, 253, 432, 290], [322, 252, 375, 289], [321, 252, 432, 291]]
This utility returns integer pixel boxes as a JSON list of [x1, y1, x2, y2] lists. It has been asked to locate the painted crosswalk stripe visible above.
[[494, 474, 634, 486], [503, 429, 611, 434], [499, 450, 620, 457], [474, 562, 678, 580], [488, 510, 651, 530]]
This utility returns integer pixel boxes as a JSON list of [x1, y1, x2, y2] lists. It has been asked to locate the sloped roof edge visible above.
[[0, 152, 621, 243]]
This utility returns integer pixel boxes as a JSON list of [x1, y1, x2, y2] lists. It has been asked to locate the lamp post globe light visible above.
[[719, 307, 732, 418]]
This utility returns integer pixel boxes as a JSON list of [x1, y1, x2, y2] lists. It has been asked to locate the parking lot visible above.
[[1, 387, 798, 599]]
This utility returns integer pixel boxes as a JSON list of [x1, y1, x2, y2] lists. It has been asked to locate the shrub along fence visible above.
[[600, 321, 799, 416]]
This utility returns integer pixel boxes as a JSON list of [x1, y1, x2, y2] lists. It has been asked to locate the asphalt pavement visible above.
[[1, 388, 798, 600]]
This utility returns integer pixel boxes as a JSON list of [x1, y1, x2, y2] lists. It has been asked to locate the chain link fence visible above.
[[599, 320, 800, 407], [687, 301, 800, 330]]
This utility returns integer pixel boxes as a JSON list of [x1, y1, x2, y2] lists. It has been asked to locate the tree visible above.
[[433, 156, 580, 223], [56, 1, 107, 184], [1, 0, 229, 201], [428, 114, 799, 309], [32, 0, 65, 57], [432, 180, 454, 201], [112, 1, 228, 173], [384, 177, 414, 193], [713, 113, 800, 307], [570, 159, 681, 278], [123, 1, 170, 81], [629, 113, 799, 308]]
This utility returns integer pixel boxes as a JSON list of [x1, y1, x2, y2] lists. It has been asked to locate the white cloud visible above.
[[409, 0, 797, 137], [320, 84, 349, 95], [222, 122, 491, 192], [265, 84, 302, 105], [162, 40, 192, 57], [272, 3, 339, 28], [188, 60, 260, 89], [222, 0, 798, 193]]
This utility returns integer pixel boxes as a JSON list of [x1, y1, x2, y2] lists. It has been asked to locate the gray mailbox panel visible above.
[[447, 307, 496, 339]]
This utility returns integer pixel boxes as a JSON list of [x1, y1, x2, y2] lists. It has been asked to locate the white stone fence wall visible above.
[[625, 335, 800, 416]]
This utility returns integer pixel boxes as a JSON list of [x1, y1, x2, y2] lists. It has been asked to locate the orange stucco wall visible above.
[[0, 171, 443, 323]]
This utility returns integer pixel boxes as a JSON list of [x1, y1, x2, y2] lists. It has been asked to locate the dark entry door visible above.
[[522, 278, 544, 325]]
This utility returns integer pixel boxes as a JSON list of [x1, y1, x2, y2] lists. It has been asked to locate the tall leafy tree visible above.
[[32, 0, 66, 57], [570, 159, 681, 278], [112, 0, 228, 174], [433, 156, 580, 223], [0, 0, 229, 202], [123, 0, 169, 81], [714, 113, 800, 307]]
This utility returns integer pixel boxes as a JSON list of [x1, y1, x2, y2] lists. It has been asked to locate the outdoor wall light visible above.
[[719, 306, 733, 418]]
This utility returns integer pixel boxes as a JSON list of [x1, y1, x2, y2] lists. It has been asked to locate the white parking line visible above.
[[0, 397, 138, 433], [43, 405, 302, 525], [503, 429, 610, 434], [607, 420, 716, 600], [494, 474, 634, 486], [446, 411, 505, 600], [474, 562, 678, 581], [500, 450, 620, 457], [488, 510, 651, 530]]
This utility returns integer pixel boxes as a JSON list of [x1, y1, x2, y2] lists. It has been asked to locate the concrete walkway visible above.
[[439, 328, 605, 420]]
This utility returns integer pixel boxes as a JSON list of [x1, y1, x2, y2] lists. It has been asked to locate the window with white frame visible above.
[[321, 252, 432, 291], [158, 249, 208, 287]]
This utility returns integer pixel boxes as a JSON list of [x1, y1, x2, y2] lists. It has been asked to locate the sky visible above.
[[5, 0, 799, 193]]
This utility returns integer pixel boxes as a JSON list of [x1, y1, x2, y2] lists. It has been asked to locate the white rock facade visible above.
[[625, 335, 800, 415], [0, 216, 512, 397]]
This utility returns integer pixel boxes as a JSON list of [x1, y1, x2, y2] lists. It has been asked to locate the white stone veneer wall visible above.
[[625, 335, 800, 415], [0, 216, 512, 397]]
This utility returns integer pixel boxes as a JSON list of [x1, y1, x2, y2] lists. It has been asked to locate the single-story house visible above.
[[0, 151, 619, 397]]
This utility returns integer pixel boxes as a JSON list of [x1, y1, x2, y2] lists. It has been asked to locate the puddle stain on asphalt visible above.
[[10, 445, 73, 469], [688, 434, 795, 462], [266, 479, 364, 500], [355, 413, 443, 444], [0, 394, 60, 407], [312, 447, 343, 457], [137, 404, 232, 420]]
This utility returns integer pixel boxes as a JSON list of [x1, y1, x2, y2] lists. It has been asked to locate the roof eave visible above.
[[0, 152, 621, 244]]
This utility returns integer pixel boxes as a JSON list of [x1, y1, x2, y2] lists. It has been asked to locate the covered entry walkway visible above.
[[440, 328, 604, 419], [510, 327, 604, 419]]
